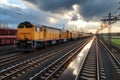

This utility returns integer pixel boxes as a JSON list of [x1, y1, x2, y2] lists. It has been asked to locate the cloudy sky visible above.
[[0, 0, 119, 33]]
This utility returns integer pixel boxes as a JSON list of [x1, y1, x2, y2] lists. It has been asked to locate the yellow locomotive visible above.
[[15, 21, 73, 51]]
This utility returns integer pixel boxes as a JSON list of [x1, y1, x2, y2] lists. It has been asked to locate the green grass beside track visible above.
[[102, 36, 120, 48], [111, 39, 120, 48]]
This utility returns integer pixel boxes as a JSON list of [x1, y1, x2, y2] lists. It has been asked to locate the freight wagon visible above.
[[0, 36, 16, 45], [0, 28, 17, 45], [0, 28, 17, 35]]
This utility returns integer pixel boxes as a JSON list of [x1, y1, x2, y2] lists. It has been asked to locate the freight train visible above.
[[15, 21, 92, 51]]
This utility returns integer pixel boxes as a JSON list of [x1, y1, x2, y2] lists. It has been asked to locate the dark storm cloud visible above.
[[80, 0, 117, 20], [0, 6, 24, 24], [0, 4, 47, 25], [24, 0, 81, 12], [24, 0, 116, 20]]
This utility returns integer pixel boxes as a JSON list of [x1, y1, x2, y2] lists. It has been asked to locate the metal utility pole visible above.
[[100, 1, 120, 47], [108, 13, 112, 45], [63, 24, 65, 30], [101, 12, 116, 47], [101, 12, 120, 46]]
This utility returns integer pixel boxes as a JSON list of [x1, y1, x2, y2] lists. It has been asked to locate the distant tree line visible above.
[[0, 22, 9, 28]]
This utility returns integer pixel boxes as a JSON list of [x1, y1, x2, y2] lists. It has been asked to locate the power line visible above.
[[0, 5, 50, 25]]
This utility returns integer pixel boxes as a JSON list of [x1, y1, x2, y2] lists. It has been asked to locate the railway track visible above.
[[76, 37, 120, 80], [0, 53, 27, 68], [99, 39, 120, 79], [0, 45, 14, 49], [0, 38, 90, 80], [0, 45, 16, 55], [75, 37, 99, 80], [29, 37, 90, 80], [111, 45, 120, 53], [104, 40, 120, 62], [0, 53, 20, 61], [0, 39, 87, 70], [99, 38, 120, 62], [75, 36, 120, 80]]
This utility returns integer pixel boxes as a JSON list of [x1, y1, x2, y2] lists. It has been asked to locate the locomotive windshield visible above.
[[18, 21, 33, 28], [18, 25, 24, 28], [25, 25, 33, 28]]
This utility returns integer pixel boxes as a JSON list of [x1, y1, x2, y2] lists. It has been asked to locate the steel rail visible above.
[[29, 38, 90, 80]]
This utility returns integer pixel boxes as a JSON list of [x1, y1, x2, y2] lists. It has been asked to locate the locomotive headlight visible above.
[[15, 40, 19, 43], [27, 41, 32, 43]]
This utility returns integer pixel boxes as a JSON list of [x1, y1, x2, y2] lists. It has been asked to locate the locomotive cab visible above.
[[15, 21, 36, 51]]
